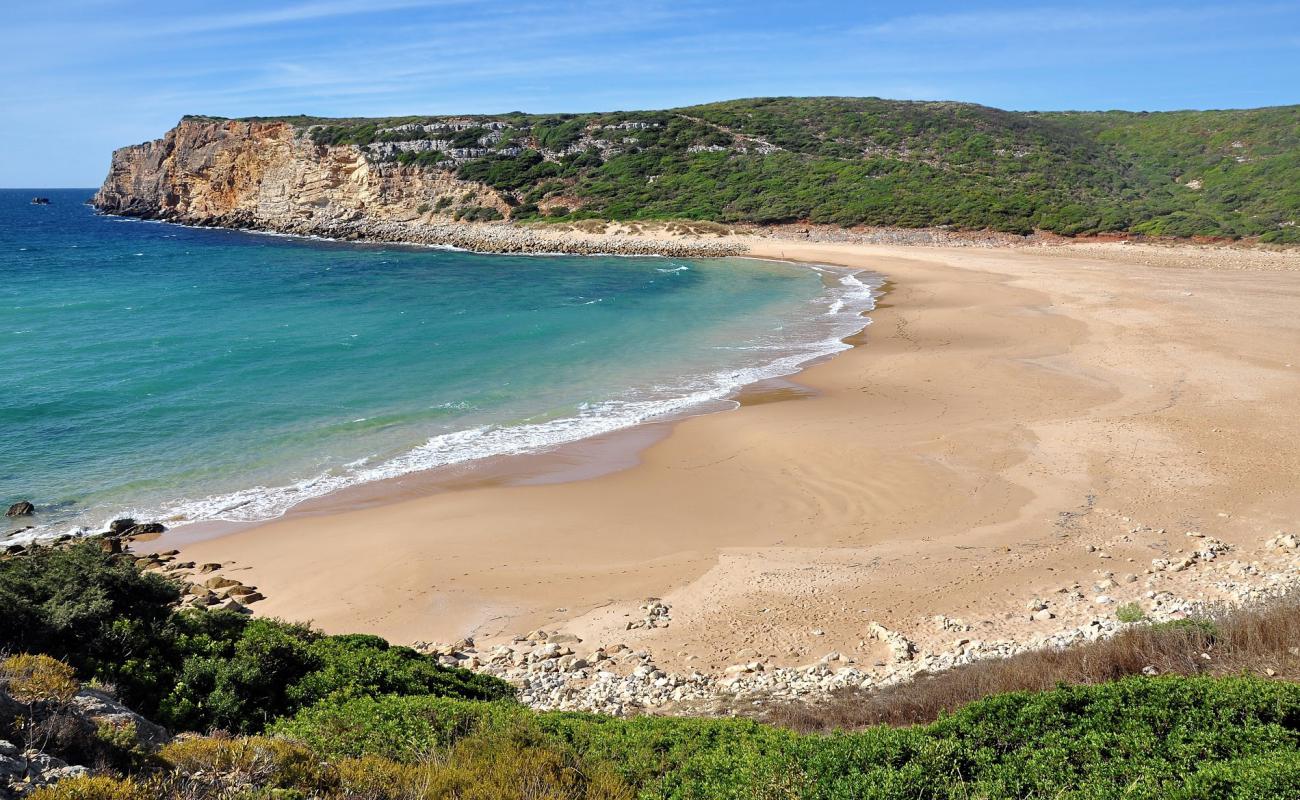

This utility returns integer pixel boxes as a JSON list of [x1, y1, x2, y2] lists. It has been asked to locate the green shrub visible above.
[[272, 694, 523, 761], [1116, 601, 1146, 623], [273, 677, 1300, 799], [160, 736, 331, 791], [27, 776, 155, 800], [0, 545, 512, 735], [0, 542, 179, 702], [155, 621, 513, 733]]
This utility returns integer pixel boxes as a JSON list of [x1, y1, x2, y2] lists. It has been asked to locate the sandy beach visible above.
[[171, 238, 1300, 681]]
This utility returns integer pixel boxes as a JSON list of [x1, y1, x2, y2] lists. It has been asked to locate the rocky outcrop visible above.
[[94, 118, 742, 257], [0, 686, 169, 798], [4, 503, 34, 519]]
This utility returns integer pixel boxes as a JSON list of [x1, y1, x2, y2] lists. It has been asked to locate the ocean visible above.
[[1, 189, 878, 540]]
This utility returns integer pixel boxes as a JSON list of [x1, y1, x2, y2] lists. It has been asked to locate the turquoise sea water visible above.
[[2, 189, 877, 539]]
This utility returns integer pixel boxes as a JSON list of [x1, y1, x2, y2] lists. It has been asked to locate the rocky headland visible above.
[[92, 118, 742, 257]]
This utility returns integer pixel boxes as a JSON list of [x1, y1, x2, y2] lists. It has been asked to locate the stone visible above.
[[5, 501, 35, 517], [107, 518, 138, 535], [100, 536, 123, 554], [199, 562, 222, 573], [205, 576, 241, 590], [124, 522, 166, 536]]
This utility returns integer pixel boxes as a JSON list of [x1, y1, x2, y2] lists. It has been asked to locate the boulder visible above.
[[71, 688, 170, 748], [5, 501, 35, 517], [124, 522, 166, 536], [100, 537, 123, 554], [205, 576, 241, 590], [107, 518, 137, 535]]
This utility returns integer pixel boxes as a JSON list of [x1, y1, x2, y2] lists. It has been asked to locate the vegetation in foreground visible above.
[[4, 541, 1300, 798], [228, 97, 1300, 241]]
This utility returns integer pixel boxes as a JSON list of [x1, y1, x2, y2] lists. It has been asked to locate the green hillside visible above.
[[230, 97, 1300, 241]]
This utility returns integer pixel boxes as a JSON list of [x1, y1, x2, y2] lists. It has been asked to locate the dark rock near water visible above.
[[107, 518, 137, 535], [5, 502, 34, 518], [100, 537, 123, 555], [124, 522, 166, 536]]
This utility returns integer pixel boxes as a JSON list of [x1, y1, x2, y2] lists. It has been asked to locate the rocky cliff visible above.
[[94, 118, 508, 237], [93, 118, 742, 256]]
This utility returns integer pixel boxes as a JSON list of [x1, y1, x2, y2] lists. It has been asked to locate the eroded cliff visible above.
[[94, 118, 507, 236], [93, 118, 743, 255]]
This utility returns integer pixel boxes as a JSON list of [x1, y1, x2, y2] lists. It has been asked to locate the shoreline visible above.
[[7, 218, 882, 543], [162, 236, 1300, 713], [16, 214, 1300, 713]]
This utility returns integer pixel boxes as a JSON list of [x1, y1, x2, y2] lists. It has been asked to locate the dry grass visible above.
[[763, 594, 1300, 732]]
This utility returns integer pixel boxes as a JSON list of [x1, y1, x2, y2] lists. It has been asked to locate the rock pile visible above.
[[0, 742, 87, 798], [0, 687, 167, 799], [0, 530, 263, 615], [410, 529, 1300, 716]]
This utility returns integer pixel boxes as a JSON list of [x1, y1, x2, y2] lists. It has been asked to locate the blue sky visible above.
[[3, 1, 1298, 187]]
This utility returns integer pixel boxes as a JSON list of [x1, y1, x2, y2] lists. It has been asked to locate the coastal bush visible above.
[[1116, 601, 1146, 622], [160, 736, 331, 791], [0, 542, 179, 704], [1, 653, 80, 704], [0, 544, 513, 735], [270, 694, 523, 761], [155, 621, 514, 733], [297, 99, 1300, 239], [27, 776, 156, 800], [261, 677, 1300, 798]]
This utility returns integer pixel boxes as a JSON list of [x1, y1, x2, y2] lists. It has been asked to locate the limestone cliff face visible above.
[[94, 119, 506, 235]]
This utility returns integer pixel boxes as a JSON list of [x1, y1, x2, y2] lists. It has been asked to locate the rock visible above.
[[5, 501, 35, 517], [124, 522, 166, 536], [72, 688, 170, 748], [205, 576, 241, 590], [218, 599, 250, 614], [199, 562, 222, 573], [1032, 609, 1055, 622], [107, 518, 137, 535], [1267, 533, 1299, 550], [867, 622, 915, 662]]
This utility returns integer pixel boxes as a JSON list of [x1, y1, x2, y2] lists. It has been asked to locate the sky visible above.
[[3, 1, 1298, 187]]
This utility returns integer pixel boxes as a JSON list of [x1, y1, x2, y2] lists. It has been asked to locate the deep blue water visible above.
[[1, 189, 876, 538]]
